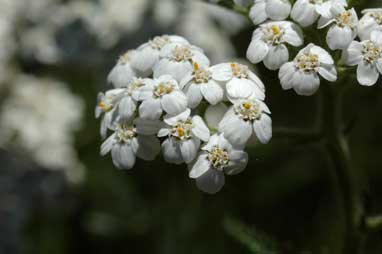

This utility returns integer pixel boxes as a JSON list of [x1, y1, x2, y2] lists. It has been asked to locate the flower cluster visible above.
[[97, 35, 272, 194], [247, 0, 382, 93]]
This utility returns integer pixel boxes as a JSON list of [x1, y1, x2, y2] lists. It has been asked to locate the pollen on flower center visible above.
[[171, 118, 193, 140], [230, 63, 249, 79], [116, 124, 137, 143], [126, 78, 145, 95], [264, 25, 284, 45], [370, 11, 382, 25], [234, 100, 262, 121], [296, 53, 319, 72], [172, 46, 193, 62], [208, 146, 230, 171], [118, 51, 130, 64], [193, 63, 211, 84], [150, 35, 170, 50], [362, 41, 381, 64], [335, 10, 355, 28], [154, 82, 175, 97]]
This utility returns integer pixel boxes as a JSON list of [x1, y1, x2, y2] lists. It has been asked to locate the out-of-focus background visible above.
[[1, 0, 382, 253]]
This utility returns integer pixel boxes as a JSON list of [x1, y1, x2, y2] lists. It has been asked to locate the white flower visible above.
[[132, 35, 189, 74], [342, 31, 382, 86], [249, 0, 292, 25], [188, 134, 248, 194], [219, 98, 272, 147], [247, 21, 303, 70], [139, 75, 188, 120], [158, 109, 210, 164], [101, 119, 161, 170], [209, 62, 265, 102], [318, 4, 358, 50], [291, 0, 347, 27], [153, 43, 210, 82], [358, 9, 382, 41], [180, 63, 225, 108], [107, 51, 139, 88], [96, 88, 125, 138], [117, 78, 148, 121], [279, 43, 337, 96]]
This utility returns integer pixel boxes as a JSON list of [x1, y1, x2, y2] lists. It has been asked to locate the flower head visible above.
[[188, 134, 248, 194], [158, 109, 210, 164], [358, 9, 382, 41], [342, 30, 382, 86], [247, 21, 303, 70], [279, 43, 337, 96]]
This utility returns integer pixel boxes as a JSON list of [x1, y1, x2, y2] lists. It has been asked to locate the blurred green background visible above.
[[1, 0, 382, 253]]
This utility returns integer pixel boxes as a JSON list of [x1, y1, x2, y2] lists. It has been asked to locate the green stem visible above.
[[321, 84, 363, 254]]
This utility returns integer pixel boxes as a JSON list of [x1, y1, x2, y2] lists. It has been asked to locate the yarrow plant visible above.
[[97, 1, 382, 195]]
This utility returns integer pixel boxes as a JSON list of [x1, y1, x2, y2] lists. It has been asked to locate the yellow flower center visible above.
[[235, 100, 262, 121], [154, 82, 175, 97], [116, 124, 136, 143], [171, 118, 193, 140], [363, 41, 381, 64], [230, 63, 249, 79], [296, 53, 319, 72], [193, 63, 211, 84], [172, 46, 193, 62], [118, 52, 130, 64], [150, 35, 170, 50], [208, 146, 230, 171]]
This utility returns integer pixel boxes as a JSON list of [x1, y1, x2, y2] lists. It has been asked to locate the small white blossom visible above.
[[101, 119, 161, 170], [209, 62, 266, 102], [204, 103, 229, 131], [189, 134, 248, 194], [358, 9, 382, 41], [247, 21, 304, 70], [153, 43, 210, 82], [342, 30, 382, 86], [318, 4, 358, 50], [107, 51, 140, 88], [249, 0, 292, 25], [139, 75, 188, 120], [291, 0, 347, 27], [180, 63, 225, 108], [219, 97, 272, 147], [158, 109, 210, 164], [279, 43, 337, 96], [132, 35, 190, 74], [96, 88, 125, 138]]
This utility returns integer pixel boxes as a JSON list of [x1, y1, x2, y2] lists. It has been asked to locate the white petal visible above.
[[293, 71, 321, 96], [180, 138, 200, 163], [249, 0, 268, 25], [136, 136, 160, 160], [342, 41, 363, 66], [226, 78, 256, 100], [219, 113, 253, 147], [279, 62, 296, 90], [192, 51, 210, 68], [210, 63, 233, 81], [318, 65, 337, 82], [180, 72, 193, 89], [164, 108, 191, 126], [310, 45, 334, 65], [326, 25, 353, 50], [263, 44, 289, 70], [100, 133, 115, 156], [200, 81, 224, 105], [283, 22, 304, 46], [195, 169, 225, 194], [377, 59, 382, 75], [357, 62, 379, 86], [107, 64, 136, 88], [253, 114, 272, 144], [130, 47, 158, 74], [266, 0, 291, 21], [139, 97, 163, 120], [202, 134, 220, 152], [315, 1, 333, 18], [185, 84, 203, 109], [111, 143, 136, 170], [248, 71, 266, 93], [189, 152, 210, 178], [204, 103, 229, 130], [162, 138, 183, 164], [153, 59, 192, 82], [119, 96, 136, 121], [161, 91, 188, 116], [291, 0, 318, 27], [134, 118, 162, 135], [246, 39, 269, 64], [224, 150, 248, 175], [371, 30, 382, 45], [192, 115, 210, 142]]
